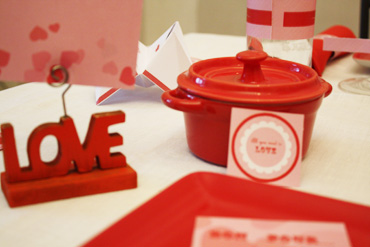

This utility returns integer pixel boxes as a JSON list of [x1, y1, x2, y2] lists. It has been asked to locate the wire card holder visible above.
[[1, 65, 137, 208]]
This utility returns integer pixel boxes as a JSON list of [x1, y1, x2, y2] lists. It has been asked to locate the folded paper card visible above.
[[95, 22, 192, 105], [191, 216, 352, 247], [0, 0, 142, 88]]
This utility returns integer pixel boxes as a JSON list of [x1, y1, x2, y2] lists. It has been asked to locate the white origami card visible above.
[[95, 22, 192, 105]]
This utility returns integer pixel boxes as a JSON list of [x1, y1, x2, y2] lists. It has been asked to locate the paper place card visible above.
[[323, 37, 370, 54], [0, 0, 142, 89], [95, 22, 192, 105], [227, 108, 303, 187], [191, 216, 352, 247]]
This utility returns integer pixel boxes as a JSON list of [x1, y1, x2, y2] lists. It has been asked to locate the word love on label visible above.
[[1, 110, 137, 207], [255, 145, 277, 154]]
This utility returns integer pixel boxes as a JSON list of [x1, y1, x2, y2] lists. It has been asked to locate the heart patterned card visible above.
[[0, 0, 142, 88]]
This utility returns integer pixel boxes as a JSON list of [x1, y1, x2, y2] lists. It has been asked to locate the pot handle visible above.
[[162, 89, 204, 113], [322, 79, 333, 98]]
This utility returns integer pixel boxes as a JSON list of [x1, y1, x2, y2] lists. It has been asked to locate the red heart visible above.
[[102, 61, 118, 75], [60, 50, 84, 68], [30, 26, 48, 41], [119, 67, 135, 86], [32, 51, 51, 71], [47, 65, 65, 83], [49, 23, 60, 33], [0, 49, 10, 67]]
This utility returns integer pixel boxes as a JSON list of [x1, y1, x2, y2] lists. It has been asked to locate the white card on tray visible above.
[[191, 216, 352, 247]]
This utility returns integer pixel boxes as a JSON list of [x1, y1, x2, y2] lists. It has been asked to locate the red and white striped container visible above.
[[246, 0, 316, 66]]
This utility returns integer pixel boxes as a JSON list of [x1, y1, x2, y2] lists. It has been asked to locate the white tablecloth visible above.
[[0, 33, 369, 247]]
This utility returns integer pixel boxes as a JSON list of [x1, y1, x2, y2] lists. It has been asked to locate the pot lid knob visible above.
[[236, 50, 267, 83]]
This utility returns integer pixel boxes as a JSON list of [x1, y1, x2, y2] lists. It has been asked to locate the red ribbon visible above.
[[247, 8, 272, 26], [247, 8, 315, 27], [284, 11, 316, 27]]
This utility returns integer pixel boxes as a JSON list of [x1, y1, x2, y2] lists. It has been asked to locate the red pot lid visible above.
[[177, 50, 332, 104]]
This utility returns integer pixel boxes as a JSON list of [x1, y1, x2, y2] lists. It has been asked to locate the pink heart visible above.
[[24, 69, 46, 82], [60, 50, 84, 68], [97, 38, 105, 49], [102, 61, 118, 75], [0, 49, 10, 67], [76, 49, 85, 64], [32, 51, 51, 71], [49, 23, 60, 33], [30, 26, 48, 41], [119, 67, 135, 86]]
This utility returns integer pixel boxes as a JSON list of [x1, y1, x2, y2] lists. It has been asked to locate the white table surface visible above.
[[1, 33, 370, 247]]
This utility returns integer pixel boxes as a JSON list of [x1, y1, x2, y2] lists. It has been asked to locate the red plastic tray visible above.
[[84, 172, 370, 246]]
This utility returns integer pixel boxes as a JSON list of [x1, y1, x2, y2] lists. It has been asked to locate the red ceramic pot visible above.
[[162, 50, 332, 166]]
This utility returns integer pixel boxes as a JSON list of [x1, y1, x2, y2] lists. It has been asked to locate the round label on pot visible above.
[[231, 113, 300, 182]]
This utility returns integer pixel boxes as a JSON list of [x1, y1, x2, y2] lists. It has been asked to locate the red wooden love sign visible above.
[[1, 110, 137, 207]]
